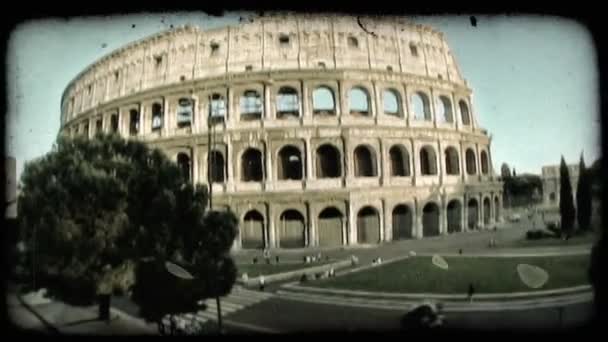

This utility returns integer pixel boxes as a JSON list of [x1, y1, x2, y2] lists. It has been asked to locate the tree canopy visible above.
[[17, 133, 238, 320]]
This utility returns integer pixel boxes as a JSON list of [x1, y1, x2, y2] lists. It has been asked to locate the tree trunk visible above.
[[98, 294, 111, 322]]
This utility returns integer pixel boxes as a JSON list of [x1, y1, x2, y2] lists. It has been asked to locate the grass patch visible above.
[[307, 255, 590, 294], [238, 261, 331, 276]]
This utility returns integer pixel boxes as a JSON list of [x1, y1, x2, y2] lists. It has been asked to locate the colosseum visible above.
[[59, 13, 503, 251]]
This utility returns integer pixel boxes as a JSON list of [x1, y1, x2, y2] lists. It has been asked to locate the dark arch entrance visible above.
[[483, 197, 491, 225], [318, 207, 343, 247], [242, 210, 265, 249], [279, 210, 306, 248], [468, 198, 479, 230], [422, 203, 440, 237], [447, 200, 462, 233], [316, 144, 341, 178], [392, 205, 413, 240], [357, 206, 380, 244]]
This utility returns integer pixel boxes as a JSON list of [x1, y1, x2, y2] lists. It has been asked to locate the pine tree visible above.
[[559, 156, 576, 237], [576, 154, 592, 232]]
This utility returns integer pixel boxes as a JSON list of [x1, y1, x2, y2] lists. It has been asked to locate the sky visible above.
[[7, 13, 601, 181]]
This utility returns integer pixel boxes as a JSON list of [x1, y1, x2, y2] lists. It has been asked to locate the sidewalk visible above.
[[7, 293, 156, 335]]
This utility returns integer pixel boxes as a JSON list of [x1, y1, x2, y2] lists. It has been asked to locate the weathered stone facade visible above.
[[58, 13, 503, 250], [541, 164, 579, 208]]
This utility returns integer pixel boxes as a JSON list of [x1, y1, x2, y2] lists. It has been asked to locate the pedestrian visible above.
[[275, 255, 280, 264], [259, 275, 265, 291], [253, 257, 258, 264], [264, 249, 271, 264], [467, 283, 475, 303], [458, 248, 463, 255]]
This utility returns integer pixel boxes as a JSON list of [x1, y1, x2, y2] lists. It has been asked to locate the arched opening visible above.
[[242, 210, 265, 249], [466, 149, 477, 175], [459, 100, 471, 125], [276, 87, 299, 118], [447, 200, 462, 233], [383, 89, 400, 116], [357, 206, 380, 244], [481, 151, 489, 175], [392, 205, 413, 240], [209, 93, 227, 121], [318, 207, 343, 247], [494, 197, 500, 222], [468, 198, 479, 230], [436, 96, 453, 123], [95, 118, 103, 134], [176, 98, 193, 128], [445, 147, 460, 175], [411, 92, 431, 121], [316, 144, 341, 178], [110, 113, 119, 133], [312, 86, 335, 115], [420, 145, 437, 175], [483, 197, 491, 225], [129, 109, 140, 136], [209, 150, 225, 183], [349, 87, 370, 116], [279, 210, 306, 248], [278, 145, 303, 180], [241, 148, 264, 182], [151, 103, 163, 130], [549, 192, 556, 202], [389, 145, 410, 177], [354, 145, 377, 177], [422, 203, 440, 237], [240, 90, 263, 120], [177, 153, 191, 183]]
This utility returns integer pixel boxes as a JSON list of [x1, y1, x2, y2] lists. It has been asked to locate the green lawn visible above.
[[307, 255, 590, 294], [238, 261, 331, 277]]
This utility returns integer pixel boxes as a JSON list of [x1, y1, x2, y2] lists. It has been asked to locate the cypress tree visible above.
[[559, 156, 576, 237], [576, 154, 592, 232]]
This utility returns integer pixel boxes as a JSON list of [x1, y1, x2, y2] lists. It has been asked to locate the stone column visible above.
[[305, 137, 314, 181], [452, 92, 461, 130], [475, 143, 482, 182], [478, 193, 483, 230], [301, 80, 310, 124], [348, 201, 357, 245], [460, 142, 468, 183], [162, 97, 170, 137], [264, 83, 272, 121], [430, 88, 438, 128], [307, 202, 317, 247], [414, 198, 423, 239], [264, 141, 273, 188], [462, 195, 468, 232], [337, 80, 345, 120], [227, 87, 237, 129], [191, 146, 199, 185], [438, 140, 445, 185], [381, 199, 390, 242], [441, 194, 448, 235], [404, 85, 412, 127], [138, 103, 145, 137], [267, 205, 277, 248], [378, 139, 386, 186], [412, 140, 420, 186], [226, 140, 235, 192], [372, 81, 381, 124], [343, 136, 352, 185]]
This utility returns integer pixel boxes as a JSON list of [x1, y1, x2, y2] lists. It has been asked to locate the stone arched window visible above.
[[357, 206, 380, 244], [316, 144, 341, 178], [110, 113, 119, 133], [354, 145, 377, 177], [481, 150, 489, 175], [389, 145, 410, 177], [465, 148, 477, 175], [151, 102, 163, 131], [209, 93, 227, 120], [422, 202, 440, 237], [446, 200, 462, 233], [208, 150, 225, 183], [318, 207, 343, 247], [278, 145, 303, 180], [383, 89, 400, 116], [411, 91, 431, 121], [129, 109, 140, 136], [459, 100, 471, 125], [312, 86, 336, 115], [240, 90, 263, 120], [349, 87, 370, 116], [241, 148, 264, 182], [176, 98, 194, 128], [444, 147, 460, 175], [242, 210, 265, 249], [276, 87, 299, 118], [420, 145, 437, 175], [177, 152, 191, 183], [436, 96, 453, 123], [95, 118, 103, 134], [279, 209, 306, 248]]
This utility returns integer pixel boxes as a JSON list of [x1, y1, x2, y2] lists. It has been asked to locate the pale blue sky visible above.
[[7, 13, 600, 181]]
